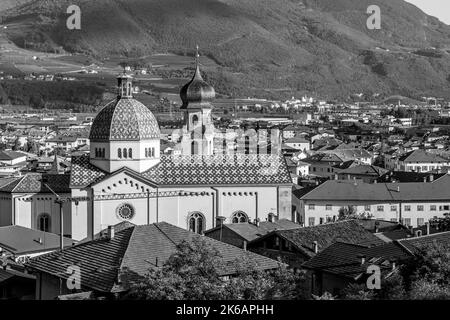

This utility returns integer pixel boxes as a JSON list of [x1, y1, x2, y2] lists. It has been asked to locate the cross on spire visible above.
[[195, 44, 200, 68]]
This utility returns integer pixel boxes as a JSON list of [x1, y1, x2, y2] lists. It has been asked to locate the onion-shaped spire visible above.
[[180, 45, 215, 109]]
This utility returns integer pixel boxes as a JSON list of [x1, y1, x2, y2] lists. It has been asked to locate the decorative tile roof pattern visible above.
[[70, 155, 106, 188], [0, 174, 71, 194], [89, 98, 160, 142], [70, 154, 292, 187], [141, 154, 292, 186], [27, 222, 281, 293]]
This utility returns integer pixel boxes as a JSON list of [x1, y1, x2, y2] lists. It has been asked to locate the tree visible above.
[[123, 237, 305, 300], [338, 205, 357, 220], [341, 242, 450, 300]]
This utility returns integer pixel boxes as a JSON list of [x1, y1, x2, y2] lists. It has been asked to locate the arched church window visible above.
[[128, 148, 132, 159], [118, 148, 122, 158], [145, 148, 148, 157], [116, 203, 135, 220], [152, 147, 155, 157], [191, 141, 199, 155], [102, 149, 106, 158], [188, 212, 205, 234], [123, 148, 127, 158], [231, 211, 248, 224], [192, 115, 199, 126], [95, 148, 98, 157], [127, 82, 132, 96], [38, 213, 51, 232]]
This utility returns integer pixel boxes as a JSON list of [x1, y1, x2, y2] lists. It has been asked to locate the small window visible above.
[[417, 218, 425, 226], [325, 204, 332, 211], [38, 214, 50, 232], [403, 218, 411, 227], [377, 205, 384, 212], [404, 205, 411, 211], [308, 217, 315, 226], [417, 205, 424, 211], [364, 205, 371, 211], [188, 212, 205, 234], [430, 205, 437, 211], [231, 211, 248, 224], [390, 205, 397, 212], [309, 204, 315, 210]]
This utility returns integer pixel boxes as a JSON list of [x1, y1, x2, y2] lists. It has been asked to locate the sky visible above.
[[405, 0, 450, 24]]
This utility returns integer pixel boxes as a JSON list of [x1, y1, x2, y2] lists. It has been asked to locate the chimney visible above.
[[374, 221, 380, 233], [216, 216, 226, 228], [357, 254, 366, 265], [391, 260, 397, 271], [243, 240, 247, 251], [106, 225, 114, 239], [312, 241, 318, 254]]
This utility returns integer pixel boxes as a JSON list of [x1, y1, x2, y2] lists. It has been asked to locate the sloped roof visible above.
[[205, 219, 301, 242], [27, 227, 134, 293], [300, 174, 450, 202], [0, 150, 27, 161], [337, 164, 388, 176], [301, 242, 410, 279], [398, 231, 450, 253], [398, 149, 448, 163], [0, 226, 76, 255], [0, 173, 71, 193], [303, 231, 450, 278], [27, 222, 281, 293], [250, 220, 384, 258], [377, 171, 446, 183], [70, 154, 292, 188]]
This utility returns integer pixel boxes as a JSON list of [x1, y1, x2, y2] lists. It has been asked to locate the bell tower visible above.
[[179, 46, 215, 155]]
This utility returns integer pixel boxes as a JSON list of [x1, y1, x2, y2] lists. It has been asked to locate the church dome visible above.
[[180, 49, 215, 109], [89, 75, 160, 142]]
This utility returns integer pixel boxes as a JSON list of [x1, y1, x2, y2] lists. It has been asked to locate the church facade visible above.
[[0, 59, 293, 241]]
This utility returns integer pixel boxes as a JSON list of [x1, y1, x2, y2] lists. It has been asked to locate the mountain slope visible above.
[[2, 0, 450, 100]]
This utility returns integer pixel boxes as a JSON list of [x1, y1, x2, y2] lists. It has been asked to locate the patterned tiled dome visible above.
[[89, 98, 160, 142]]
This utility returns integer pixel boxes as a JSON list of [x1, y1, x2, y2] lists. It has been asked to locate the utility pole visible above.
[[43, 180, 64, 251]]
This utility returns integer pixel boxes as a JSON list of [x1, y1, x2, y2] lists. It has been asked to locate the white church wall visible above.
[[71, 189, 89, 241], [13, 194, 72, 236]]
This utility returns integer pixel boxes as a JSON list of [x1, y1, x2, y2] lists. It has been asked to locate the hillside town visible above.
[[1, 53, 450, 301]]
